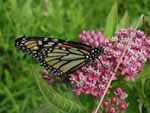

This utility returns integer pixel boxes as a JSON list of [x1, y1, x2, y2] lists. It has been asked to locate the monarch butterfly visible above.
[[15, 36, 104, 78]]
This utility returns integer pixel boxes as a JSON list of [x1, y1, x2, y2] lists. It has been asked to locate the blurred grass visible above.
[[0, 0, 150, 113]]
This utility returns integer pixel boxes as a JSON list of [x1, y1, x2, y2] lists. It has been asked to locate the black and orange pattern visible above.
[[15, 36, 104, 78]]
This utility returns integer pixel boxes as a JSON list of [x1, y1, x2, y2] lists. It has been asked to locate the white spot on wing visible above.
[[44, 42, 54, 47], [52, 38, 58, 42], [38, 41, 43, 45], [21, 40, 26, 43], [44, 38, 48, 41], [33, 46, 38, 50]]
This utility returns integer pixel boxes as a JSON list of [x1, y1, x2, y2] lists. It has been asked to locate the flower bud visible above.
[[114, 87, 123, 96], [111, 96, 117, 103], [102, 99, 109, 107], [42, 70, 54, 84], [119, 102, 128, 110], [42, 70, 49, 78], [114, 87, 128, 99], [108, 107, 116, 113]]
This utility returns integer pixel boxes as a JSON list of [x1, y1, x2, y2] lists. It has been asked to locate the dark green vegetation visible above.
[[0, 0, 150, 113]]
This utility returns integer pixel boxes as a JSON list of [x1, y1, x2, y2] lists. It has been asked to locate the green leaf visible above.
[[4, 69, 13, 89], [3, 85, 20, 113], [104, 2, 118, 38], [116, 11, 129, 31], [34, 73, 88, 113], [136, 61, 150, 80], [126, 61, 150, 113], [131, 15, 144, 29]]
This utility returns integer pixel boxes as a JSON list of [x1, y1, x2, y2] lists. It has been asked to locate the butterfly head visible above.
[[98, 47, 104, 53], [90, 47, 104, 60]]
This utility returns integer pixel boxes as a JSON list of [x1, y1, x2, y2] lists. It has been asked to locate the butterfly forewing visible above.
[[15, 36, 59, 57], [15, 36, 92, 78]]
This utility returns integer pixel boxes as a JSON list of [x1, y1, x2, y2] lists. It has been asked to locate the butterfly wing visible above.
[[15, 36, 92, 78], [15, 36, 60, 58]]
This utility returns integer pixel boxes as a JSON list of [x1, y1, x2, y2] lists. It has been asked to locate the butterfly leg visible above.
[[97, 58, 108, 68]]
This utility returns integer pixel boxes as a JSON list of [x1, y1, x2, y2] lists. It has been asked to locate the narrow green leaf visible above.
[[0, 82, 5, 95], [3, 85, 20, 113], [104, 2, 118, 38], [4, 69, 13, 88], [116, 11, 129, 31], [34, 73, 88, 113], [131, 15, 144, 29]]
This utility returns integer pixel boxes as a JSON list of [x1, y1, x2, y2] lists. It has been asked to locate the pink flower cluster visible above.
[[102, 87, 128, 113], [70, 28, 150, 97], [115, 29, 150, 79]]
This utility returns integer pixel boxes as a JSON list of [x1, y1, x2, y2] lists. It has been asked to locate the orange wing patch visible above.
[[58, 44, 73, 49], [79, 45, 91, 51]]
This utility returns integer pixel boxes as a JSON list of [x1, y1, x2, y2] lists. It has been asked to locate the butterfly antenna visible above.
[[98, 58, 107, 68]]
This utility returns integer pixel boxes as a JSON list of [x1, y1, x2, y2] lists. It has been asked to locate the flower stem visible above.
[[92, 14, 144, 113]]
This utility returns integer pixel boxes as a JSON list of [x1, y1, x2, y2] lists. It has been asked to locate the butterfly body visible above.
[[15, 36, 104, 78]]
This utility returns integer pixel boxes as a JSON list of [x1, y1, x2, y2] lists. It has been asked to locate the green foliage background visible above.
[[0, 0, 150, 113]]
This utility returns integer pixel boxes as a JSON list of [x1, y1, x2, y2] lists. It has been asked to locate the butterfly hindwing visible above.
[[15, 36, 92, 78]]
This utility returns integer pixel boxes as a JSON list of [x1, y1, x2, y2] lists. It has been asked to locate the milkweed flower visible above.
[[42, 70, 54, 84], [70, 28, 150, 97], [101, 87, 128, 113], [119, 102, 128, 110], [102, 99, 110, 107], [70, 30, 117, 97], [115, 28, 149, 79], [114, 87, 128, 100]]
